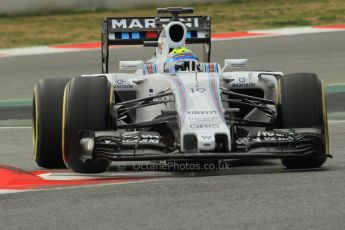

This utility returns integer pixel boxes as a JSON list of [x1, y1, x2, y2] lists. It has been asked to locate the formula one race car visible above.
[[33, 7, 330, 173]]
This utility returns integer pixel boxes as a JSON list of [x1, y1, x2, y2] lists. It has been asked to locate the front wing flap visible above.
[[79, 128, 327, 162]]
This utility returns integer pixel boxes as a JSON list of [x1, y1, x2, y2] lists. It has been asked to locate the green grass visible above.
[[269, 19, 312, 27], [0, 0, 344, 48]]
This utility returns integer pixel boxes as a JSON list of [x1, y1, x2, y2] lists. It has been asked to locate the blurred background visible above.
[[0, 0, 344, 48], [2, 0, 232, 14]]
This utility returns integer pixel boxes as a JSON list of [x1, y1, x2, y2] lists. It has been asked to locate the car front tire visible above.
[[62, 76, 114, 173], [278, 73, 329, 169]]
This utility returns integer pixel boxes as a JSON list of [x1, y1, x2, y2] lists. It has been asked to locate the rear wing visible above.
[[101, 14, 211, 73]]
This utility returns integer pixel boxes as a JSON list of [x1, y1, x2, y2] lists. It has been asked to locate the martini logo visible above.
[[122, 134, 160, 144], [112, 19, 155, 29], [253, 131, 294, 142], [111, 18, 200, 29]]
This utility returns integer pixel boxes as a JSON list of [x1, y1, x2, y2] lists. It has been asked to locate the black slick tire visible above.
[[33, 78, 70, 168], [62, 76, 114, 173], [278, 73, 329, 169]]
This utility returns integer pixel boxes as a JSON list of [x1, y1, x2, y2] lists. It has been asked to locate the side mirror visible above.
[[119, 61, 143, 71], [220, 59, 248, 74], [224, 59, 248, 68]]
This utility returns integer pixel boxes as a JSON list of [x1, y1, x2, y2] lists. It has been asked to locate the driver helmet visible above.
[[167, 47, 198, 62], [165, 47, 198, 72]]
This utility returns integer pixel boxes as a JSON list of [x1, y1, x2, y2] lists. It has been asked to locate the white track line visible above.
[[329, 120, 345, 124], [0, 126, 31, 129], [251, 27, 345, 36]]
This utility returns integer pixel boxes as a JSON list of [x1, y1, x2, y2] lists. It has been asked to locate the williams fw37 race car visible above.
[[33, 7, 330, 173]]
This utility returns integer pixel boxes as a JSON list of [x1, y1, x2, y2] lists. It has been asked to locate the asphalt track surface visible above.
[[1, 31, 345, 230]]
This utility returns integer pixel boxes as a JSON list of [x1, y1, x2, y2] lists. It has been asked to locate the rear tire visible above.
[[33, 78, 70, 168], [278, 73, 329, 169], [62, 77, 114, 173]]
